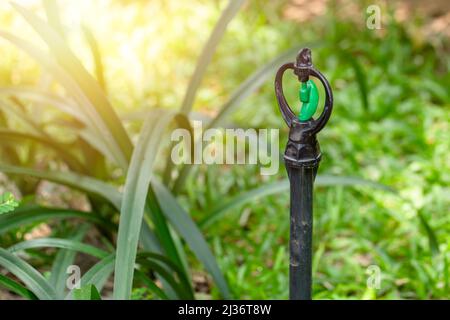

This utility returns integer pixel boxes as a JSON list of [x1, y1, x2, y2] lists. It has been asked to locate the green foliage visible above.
[[0, 0, 240, 300], [0, 248, 57, 299], [114, 112, 175, 299], [73, 284, 102, 300], [0, 273, 37, 300]]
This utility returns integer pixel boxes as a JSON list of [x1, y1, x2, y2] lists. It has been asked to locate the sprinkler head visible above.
[[274, 47, 334, 169], [284, 118, 321, 168]]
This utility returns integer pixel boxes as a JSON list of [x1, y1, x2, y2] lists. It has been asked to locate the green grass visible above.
[[178, 1, 449, 299]]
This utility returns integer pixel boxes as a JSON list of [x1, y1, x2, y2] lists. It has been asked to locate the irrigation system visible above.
[[275, 48, 334, 300]]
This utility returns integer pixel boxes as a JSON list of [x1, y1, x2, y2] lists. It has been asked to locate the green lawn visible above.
[[180, 1, 449, 299]]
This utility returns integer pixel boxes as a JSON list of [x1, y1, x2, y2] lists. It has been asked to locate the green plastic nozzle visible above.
[[298, 80, 319, 121]]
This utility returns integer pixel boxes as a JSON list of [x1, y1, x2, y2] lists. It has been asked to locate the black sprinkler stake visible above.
[[275, 48, 333, 300]]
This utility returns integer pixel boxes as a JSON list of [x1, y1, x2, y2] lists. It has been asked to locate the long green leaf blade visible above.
[[8, 238, 110, 259], [201, 175, 397, 227], [0, 86, 85, 122], [0, 274, 38, 300], [66, 254, 115, 299], [0, 206, 114, 235], [207, 45, 305, 129], [180, 0, 245, 115], [133, 270, 169, 300], [0, 129, 85, 172], [417, 210, 440, 256], [152, 179, 231, 298], [42, 0, 64, 37], [0, 248, 56, 300], [50, 227, 88, 298], [11, 3, 133, 165], [347, 54, 369, 111], [0, 164, 164, 270], [73, 284, 102, 300], [0, 164, 121, 209], [137, 252, 192, 298], [113, 112, 174, 299], [82, 25, 107, 92], [164, 0, 244, 186], [136, 257, 190, 299], [0, 31, 124, 166]]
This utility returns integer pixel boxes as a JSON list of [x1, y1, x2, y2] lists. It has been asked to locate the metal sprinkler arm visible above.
[[274, 48, 333, 300]]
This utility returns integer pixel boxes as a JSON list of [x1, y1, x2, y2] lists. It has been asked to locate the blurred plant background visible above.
[[0, 0, 448, 300]]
